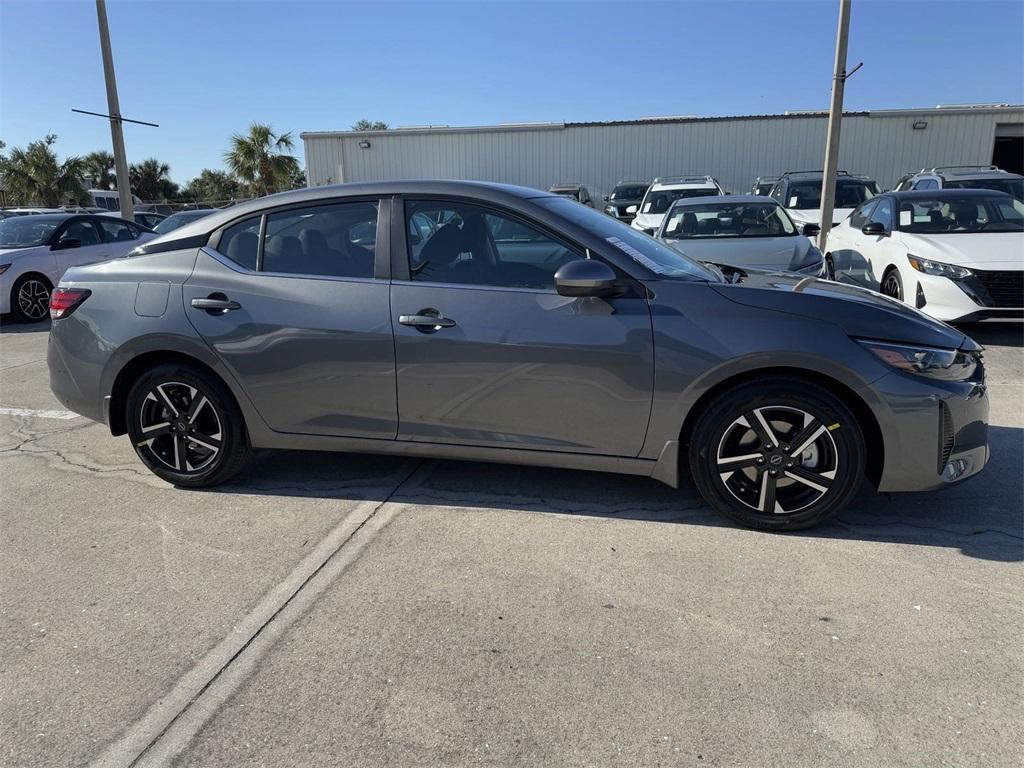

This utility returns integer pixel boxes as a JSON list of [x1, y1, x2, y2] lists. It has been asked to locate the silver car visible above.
[[655, 195, 824, 275], [48, 181, 989, 531]]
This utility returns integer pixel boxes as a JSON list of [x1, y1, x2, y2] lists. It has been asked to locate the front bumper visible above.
[[914, 270, 1023, 323], [871, 368, 989, 492]]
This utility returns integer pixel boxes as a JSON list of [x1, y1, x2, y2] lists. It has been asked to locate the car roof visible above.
[[669, 194, 773, 206], [887, 188, 1014, 200], [158, 180, 557, 242]]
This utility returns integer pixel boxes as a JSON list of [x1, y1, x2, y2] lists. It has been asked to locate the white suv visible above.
[[630, 176, 724, 235]]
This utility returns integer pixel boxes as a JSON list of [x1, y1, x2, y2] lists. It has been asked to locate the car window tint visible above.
[[263, 201, 378, 278], [217, 217, 260, 270], [406, 200, 580, 290], [914, 179, 938, 191], [62, 219, 102, 246], [870, 198, 894, 230], [849, 200, 877, 229], [97, 218, 138, 243]]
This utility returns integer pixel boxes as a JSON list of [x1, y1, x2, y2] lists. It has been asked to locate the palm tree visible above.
[[84, 150, 116, 190], [224, 124, 300, 197], [0, 134, 86, 206], [129, 158, 177, 201]]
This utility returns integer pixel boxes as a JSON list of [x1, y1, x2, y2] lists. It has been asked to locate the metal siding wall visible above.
[[302, 109, 1024, 195]]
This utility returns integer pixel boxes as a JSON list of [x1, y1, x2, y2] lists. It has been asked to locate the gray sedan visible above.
[[656, 195, 824, 275], [47, 181, 988, 531]]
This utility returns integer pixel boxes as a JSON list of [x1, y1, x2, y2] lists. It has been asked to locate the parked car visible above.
[[655, 195, 823, 275], [769, 170, 878, 231], [548, 183, 594, 207], [603, 180, 650, 222], [131, 211, 166, 229], [0, 213, 155, 322], [630, 175, 725, 234], [892, 166, 1024, 201], [750, 176, 779, 196], [825, 189, 1023, 322], [48, 181, 989, 531], [153, 209, 217, 234]]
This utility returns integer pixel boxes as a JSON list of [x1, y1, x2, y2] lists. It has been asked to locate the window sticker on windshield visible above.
[[899, 210, 912, 227], [605, 236, 667, 274], [789, 196, 799, 207]]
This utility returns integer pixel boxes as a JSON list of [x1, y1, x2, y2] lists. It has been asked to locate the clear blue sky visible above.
[[2, 0, 1022, 184]]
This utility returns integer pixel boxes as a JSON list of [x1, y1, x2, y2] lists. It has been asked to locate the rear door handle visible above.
[[399, 310, 456, 332], [191, 294, 241, 314]]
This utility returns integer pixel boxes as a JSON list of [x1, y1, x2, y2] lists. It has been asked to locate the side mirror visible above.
[[861, 221, 888, 236], [554, 259, 617, 298], [802, 223, 821, 237], [625, 205, 638, 215], [52, 237, 82, 250]]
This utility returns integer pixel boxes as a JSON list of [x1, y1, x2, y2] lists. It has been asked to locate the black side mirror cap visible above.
[[861, 221, 888, 236], [52, 238, 82, 250], [802, 223, 821, 237], [554, 259, 617, 297]]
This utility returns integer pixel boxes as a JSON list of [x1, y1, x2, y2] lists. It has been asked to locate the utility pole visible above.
[[817, 0, 861, 253], [95, 0, 133, 220]]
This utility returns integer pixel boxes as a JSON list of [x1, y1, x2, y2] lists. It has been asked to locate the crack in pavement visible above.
[[89, 458, 429, 768]]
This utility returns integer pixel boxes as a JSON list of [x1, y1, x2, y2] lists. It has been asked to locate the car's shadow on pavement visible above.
[[957, 322, 1023, 347], [0, 316, 49, 333], [205, 425, 1023, 564]]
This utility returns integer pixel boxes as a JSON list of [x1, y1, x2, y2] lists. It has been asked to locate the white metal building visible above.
[[302, 105, 1024, 201]]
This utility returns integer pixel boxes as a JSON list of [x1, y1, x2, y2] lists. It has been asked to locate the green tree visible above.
[[129, 158, 178, 201], [224, 123, 299, 197], [180, 169, 240, 203], [84, 150, 116, 190], [352, 119, 388, 131], [0, 134, 86, 206]]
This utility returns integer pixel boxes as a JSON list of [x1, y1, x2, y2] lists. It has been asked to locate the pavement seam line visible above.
[[89, 459, 427, 768]]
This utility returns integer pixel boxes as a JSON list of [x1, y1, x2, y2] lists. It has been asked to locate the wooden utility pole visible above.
[[95, 0, 133, 220]]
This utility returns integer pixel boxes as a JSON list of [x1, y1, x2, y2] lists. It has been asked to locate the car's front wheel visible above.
[[688, 379, 865, 531], [126, 364, 250, 487], [881, 267, 904, 302]]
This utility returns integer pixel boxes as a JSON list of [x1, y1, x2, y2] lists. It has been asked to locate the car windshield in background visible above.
[[662, 202, 797, 239], [641, 188, 719, 214], [786, 181, 876, 210], [0, 217, 60, 247], [943, 178, 1024, 201], [153, 210, 214, 234], [535, 196, 720, 281], [610, 185, 648, 201], [898, 195, 1024, 234]]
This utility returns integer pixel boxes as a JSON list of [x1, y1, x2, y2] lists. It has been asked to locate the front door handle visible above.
[[191, 294, 241, 315], [399, 309, 456, 333]]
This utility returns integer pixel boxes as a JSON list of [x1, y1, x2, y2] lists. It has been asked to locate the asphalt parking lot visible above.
[[1, 319, 1021, 767]]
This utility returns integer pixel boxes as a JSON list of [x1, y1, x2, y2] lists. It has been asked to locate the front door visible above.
[[391, 198, 654, 456], [52, 218, 110, 274], [182, 198, 397, 439]]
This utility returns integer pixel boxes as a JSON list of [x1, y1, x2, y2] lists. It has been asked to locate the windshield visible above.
[[662, 201, 796, 239], [897, 195, 1024, 234], [786, 180, 876, 210], [154, 210, 213, 234], [610, 185, 648, 201], [641, 188, 719, 214], [535, 196, 720, 281], [943, 178, 1024, 201], [0, 217, 60, 248]]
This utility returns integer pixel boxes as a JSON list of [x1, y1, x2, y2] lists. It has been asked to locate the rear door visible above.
[[390, 197, 654, 456], [182, 197, 397, 439]]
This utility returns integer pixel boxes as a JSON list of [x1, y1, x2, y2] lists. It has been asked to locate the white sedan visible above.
[[825, 189, 1023, 323], [0, 213, 155, 322]]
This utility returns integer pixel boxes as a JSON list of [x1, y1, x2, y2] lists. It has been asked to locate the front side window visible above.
[[869, 198, 894, 230], [661, 202, 796, 239], [263, 201, 378, 278], [97, 218, 139, 243], [406, 200, 579, 289], [62, 219, 103, 246], [848, 200, 877, 229]]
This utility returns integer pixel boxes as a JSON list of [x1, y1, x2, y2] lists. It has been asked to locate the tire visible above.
[[687, 378, 865, 531], [126, 364, 250, 487], [10, 273, 52, 323], [824, 254, 836, 281], [880, 267, 903, 302]]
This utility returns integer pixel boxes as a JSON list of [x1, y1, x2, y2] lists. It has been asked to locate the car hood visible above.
[[899, 231, 1023, 268], [0, 245, 44, 261], [789, 208, 854, 227], [659, 235, 818, 271], [708, 268, 972, 350], [632, 212, 665, 231]]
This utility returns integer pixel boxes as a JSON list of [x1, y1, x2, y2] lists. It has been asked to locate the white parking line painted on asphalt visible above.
[[0, 406, 80, 420]]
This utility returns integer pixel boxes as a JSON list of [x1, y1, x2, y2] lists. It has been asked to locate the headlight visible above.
[[907, 255, 972, 279], [0, 264, 9, 275], [857, 339, 979, 381], [794, 247, 824, 273]]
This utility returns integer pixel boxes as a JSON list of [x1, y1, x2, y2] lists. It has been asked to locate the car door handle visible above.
[[191, 295, 241, 314], [399, 310, 456, 332]]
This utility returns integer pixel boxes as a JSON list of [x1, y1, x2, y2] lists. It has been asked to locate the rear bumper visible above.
[[872, 369, 989, 492], [47, 321, 106, 424]]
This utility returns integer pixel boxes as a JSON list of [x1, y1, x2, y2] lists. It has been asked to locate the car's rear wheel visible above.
[[126, 364, 250, 487], [11, 273, 52, 323], [881, 267, 903, 302], [688, 379, 865, 531]]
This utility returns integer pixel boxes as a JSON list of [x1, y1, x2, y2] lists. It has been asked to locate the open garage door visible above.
[[992, 123, 1023, 175]]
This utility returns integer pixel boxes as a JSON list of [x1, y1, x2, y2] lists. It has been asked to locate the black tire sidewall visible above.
[[11, 274, 51, 324], [882, 268, 903, 301], [689, 380, 866, 531], [126, 364, 249, 487]]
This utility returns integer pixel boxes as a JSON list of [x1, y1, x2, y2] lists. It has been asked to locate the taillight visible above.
[[49, 287, 92, 320]]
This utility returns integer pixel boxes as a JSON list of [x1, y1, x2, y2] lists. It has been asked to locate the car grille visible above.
[[971, 269, 1024, 308], [938, 402, 955, 473]]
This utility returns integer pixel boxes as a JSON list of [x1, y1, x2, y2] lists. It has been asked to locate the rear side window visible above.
[[97, 218, 140, 243], [263, 201, 378, 278], [217, 217, 260, 270]]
